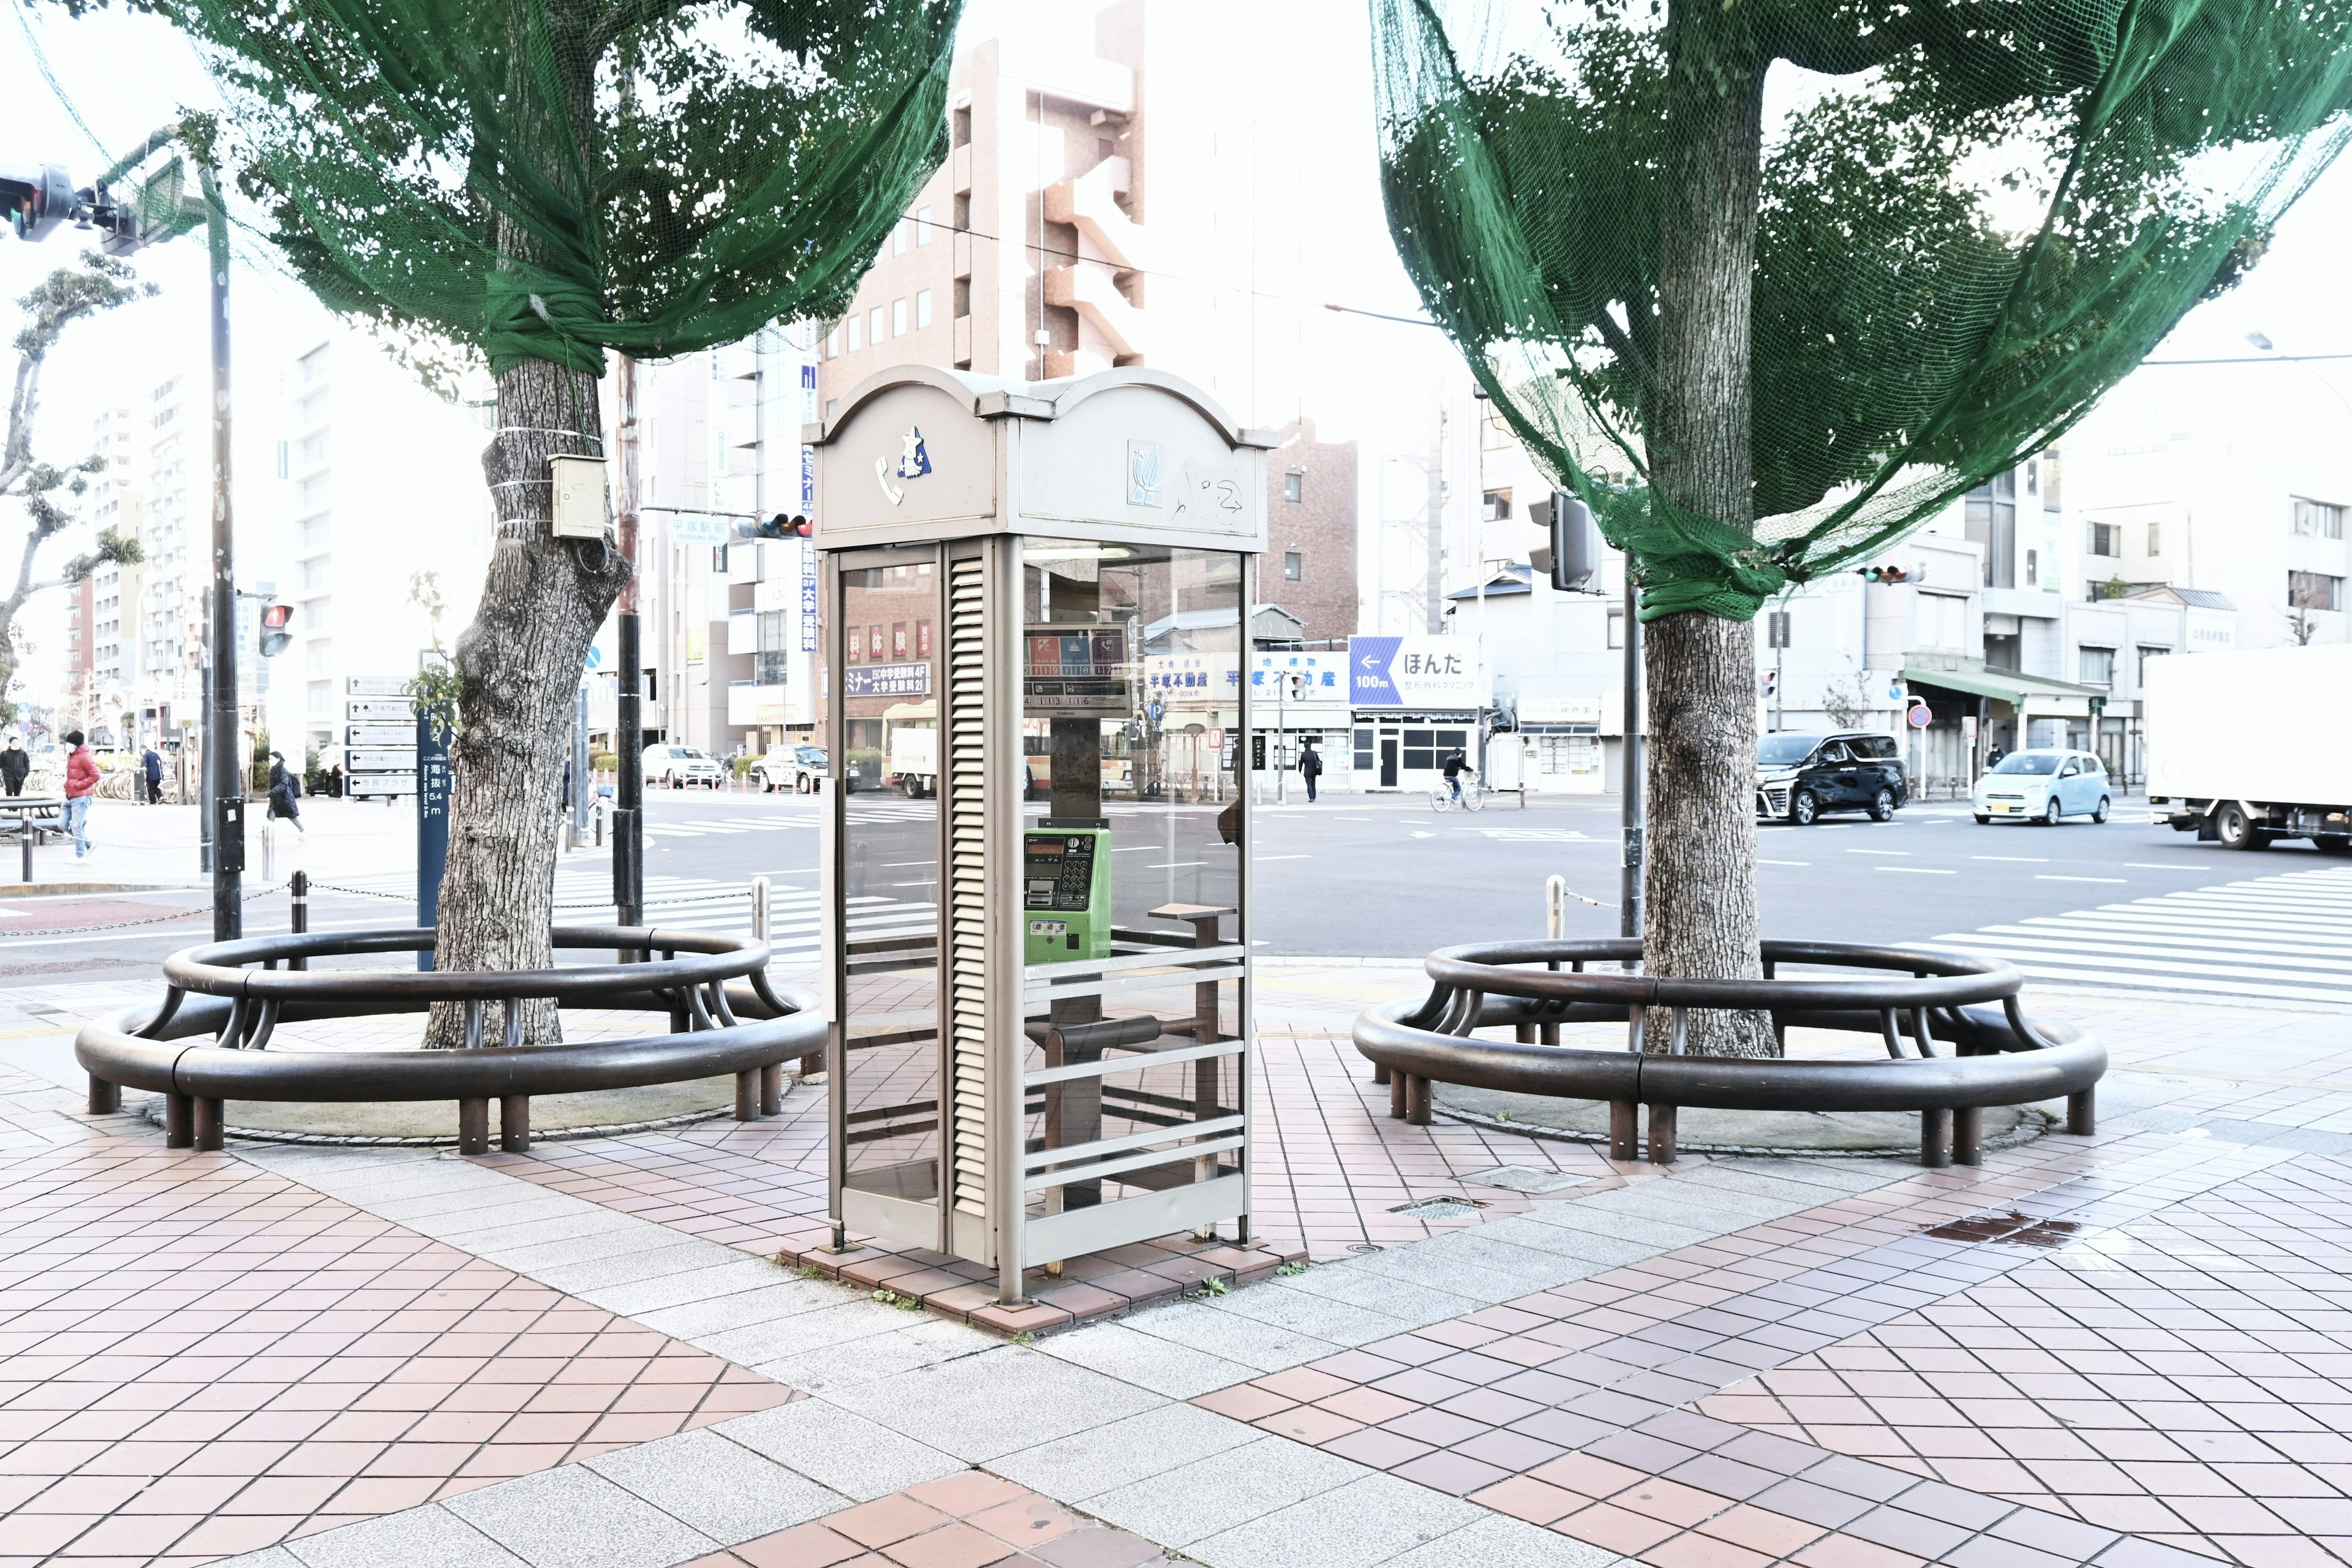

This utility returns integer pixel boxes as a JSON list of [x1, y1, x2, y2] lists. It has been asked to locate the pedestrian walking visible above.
[[1298, 737, 1324, 803], [62, 729, 97, 858], [0, 737, 26, 799], [141, 744, 165, 805], [266, 751, 306, 835]]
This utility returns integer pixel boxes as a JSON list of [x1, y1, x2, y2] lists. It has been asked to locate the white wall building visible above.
[[260, 334, 496, 762], [2061, 382, 2346, 650]]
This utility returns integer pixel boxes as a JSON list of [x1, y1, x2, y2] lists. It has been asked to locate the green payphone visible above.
[[1023, 827, 1112, 963]]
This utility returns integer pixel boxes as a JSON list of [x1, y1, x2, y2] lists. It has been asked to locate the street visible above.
[[5, 785, 2341, 1011]]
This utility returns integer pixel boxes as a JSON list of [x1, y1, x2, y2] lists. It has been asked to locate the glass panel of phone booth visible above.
[[838, 553, 943, 1210], [1020, 538, 1248, 1246]]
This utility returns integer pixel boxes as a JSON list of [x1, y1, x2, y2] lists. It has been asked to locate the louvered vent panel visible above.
[[944, 557, 990, 1218]]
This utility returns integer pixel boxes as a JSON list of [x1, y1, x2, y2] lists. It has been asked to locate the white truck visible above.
[[883, 704, 937, 798], [2146, 644, 2352, 853]]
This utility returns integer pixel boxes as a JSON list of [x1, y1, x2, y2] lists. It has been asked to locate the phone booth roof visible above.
[[806, 365, 1274, 554]]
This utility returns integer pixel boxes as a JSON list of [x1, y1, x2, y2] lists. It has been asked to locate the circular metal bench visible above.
[[77, 925, 824, 1155], [1352, 939, 2104, 1167]]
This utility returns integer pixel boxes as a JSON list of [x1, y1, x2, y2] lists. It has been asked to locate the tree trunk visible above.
[[1643, 12, 1774, 1057], [425, 358, 626, 1043]]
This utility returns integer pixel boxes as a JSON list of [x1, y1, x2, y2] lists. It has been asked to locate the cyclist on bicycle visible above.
[[1440, 747, 1469, 802]]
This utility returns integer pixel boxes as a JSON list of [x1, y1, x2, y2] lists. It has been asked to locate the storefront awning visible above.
[[1903, 663, 2103, 715]]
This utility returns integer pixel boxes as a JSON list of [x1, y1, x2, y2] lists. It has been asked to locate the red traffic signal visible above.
[[259, 602, 294, 657]]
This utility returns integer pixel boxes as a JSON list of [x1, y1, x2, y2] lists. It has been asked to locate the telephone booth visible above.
[[811, 367, 1272, 1303]]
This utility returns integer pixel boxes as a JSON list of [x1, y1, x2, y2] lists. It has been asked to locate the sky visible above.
[[5, 0, 2351, 696]]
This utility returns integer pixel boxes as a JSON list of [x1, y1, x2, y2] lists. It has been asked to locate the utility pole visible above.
[[1425, 411, 1446, 633], [1619, 556, 1643, 945], [613, 354, 644, 932], [200, 164, 242, 940]]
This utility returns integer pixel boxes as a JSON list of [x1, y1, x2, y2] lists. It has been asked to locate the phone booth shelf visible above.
[[811, 366, 1272, 1305]]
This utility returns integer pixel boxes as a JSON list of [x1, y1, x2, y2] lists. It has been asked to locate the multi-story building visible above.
[[809, 1, 1362, 635], [262, 334, 496, 760], [2060, 377, 2342, 650], [133, 376, 203, 745], [585, 329, 821, 762]]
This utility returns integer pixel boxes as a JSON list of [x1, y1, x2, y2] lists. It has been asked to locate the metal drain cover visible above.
[[1389, 1196, 1487, 1220], [1463, 1165, 1592, 1195]]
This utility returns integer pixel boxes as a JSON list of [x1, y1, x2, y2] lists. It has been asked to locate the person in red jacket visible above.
[[62, 729, 98, 859]]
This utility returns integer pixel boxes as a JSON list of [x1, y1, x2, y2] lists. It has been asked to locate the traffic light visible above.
[[741, 513, 813, 540], [1, 165, 75, 243], [259, 602, 293, 657], [1529, 491, 1601, 593], [1759, 668, 1779, 699]]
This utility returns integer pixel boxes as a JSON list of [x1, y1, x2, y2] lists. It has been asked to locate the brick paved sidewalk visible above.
[[4, 969, 2352, 1566]]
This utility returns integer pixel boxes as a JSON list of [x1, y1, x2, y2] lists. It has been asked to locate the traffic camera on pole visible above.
[[259, 603, 294, 657]]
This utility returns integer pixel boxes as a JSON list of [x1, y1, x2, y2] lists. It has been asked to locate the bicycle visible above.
[[1428, 778, 1485, 812]]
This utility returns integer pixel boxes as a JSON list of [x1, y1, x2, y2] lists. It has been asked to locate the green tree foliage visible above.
[[1376, 0, 2352, 619], [68, 0, 959, 374], [0, 257, 153, 721]]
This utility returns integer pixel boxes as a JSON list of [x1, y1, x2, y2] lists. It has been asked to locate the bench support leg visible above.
[[798, 1049, 823, 1081], [1646, 1103, 1677, 1165], [458, 1098, 489, 1156], [1608, 1100, 1638, 1161], [194, 1098, 224, 1152], [734, 1069, 758, 1121], [2067, 1088, 2096, 1137], [760, 1064, 783, 1116], [1371, 1061, 1390, 1086], [500, 1096, 530, 1153], [1920, 1108, 1953, 1169], [1952, 1107, 1982, 1167], [165, 1093, 194, 1148], [1389, 1071, 1408, 1120], [1404, 1074, 1431, 1127], [88, 1076, 119, 1115]]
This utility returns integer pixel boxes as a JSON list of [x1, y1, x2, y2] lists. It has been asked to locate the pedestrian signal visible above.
[[259, 602, 294, 657]]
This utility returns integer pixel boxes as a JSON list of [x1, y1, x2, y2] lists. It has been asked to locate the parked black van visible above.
[[1754, 732, 1909, 824]]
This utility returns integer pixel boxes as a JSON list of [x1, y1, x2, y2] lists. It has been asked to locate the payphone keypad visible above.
[[1025, 833, 1098, 910]]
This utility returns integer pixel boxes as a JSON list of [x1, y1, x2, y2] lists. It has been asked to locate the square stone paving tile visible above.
[[0, 1133, 791, 1564], [679, 1472, 1171, 1568]]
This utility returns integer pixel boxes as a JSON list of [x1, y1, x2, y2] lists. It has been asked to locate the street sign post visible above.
[[416, 712, 451, 970]]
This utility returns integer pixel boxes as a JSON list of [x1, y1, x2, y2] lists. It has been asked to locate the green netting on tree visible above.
[[1373, 0, 2352, 620], [137, 0, 959, 374]]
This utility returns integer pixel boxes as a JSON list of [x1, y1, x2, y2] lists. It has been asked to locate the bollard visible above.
[[595, 801, 605, 848], [1542, 874, 1566, 1045], [290, 870, 309, 970], [19, 821, 29, 885]]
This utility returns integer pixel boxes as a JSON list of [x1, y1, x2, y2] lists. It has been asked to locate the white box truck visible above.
[[2145, 644, 2352, 852]]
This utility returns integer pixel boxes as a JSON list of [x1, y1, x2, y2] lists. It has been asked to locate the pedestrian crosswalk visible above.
[[314, 868, 937, 960], [1922, 865, 2352, 1008], [638, 799, 935, 839]]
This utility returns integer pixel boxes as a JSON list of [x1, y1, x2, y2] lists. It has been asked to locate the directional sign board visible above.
[[666, 512, 731, 546], [347, 748, 418, 772], [347, 676, 407, 696], [1346, 635, 1485, 710], [347, 699, 415, 722], [346, 723, 413, 747]]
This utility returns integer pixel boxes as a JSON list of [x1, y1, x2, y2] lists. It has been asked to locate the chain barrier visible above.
[[0, 880, 289, 940], [303, 881, 754, 913]]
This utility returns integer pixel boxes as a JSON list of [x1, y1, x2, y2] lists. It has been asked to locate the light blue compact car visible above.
[[1972, 748, 2112, 826]]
